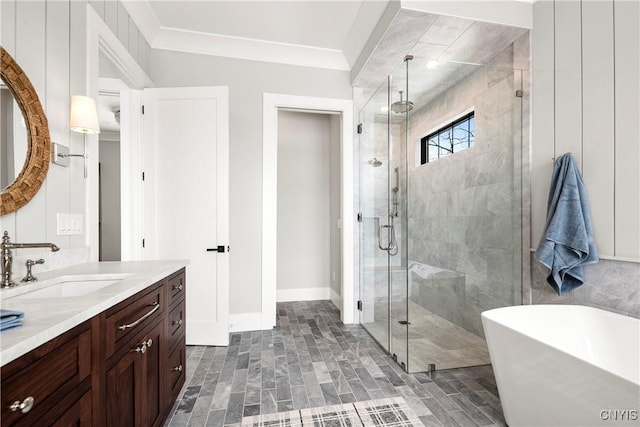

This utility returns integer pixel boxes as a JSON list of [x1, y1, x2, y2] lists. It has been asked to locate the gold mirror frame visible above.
[[0, 46, 50, 215]]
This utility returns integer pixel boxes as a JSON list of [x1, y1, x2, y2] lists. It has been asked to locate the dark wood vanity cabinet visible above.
[[0, 268, 187, 427]]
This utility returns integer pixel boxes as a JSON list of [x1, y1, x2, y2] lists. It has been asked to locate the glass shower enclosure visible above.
[[358, 55, 524, 373]]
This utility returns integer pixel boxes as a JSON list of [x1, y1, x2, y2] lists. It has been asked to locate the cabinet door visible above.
[[106, 344, 145, 427], [106, 321, 164, 427]]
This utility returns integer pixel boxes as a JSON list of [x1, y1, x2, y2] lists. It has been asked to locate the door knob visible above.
[[206, 246, 226, 253]]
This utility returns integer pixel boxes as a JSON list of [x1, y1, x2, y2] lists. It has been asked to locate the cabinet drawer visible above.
[[1, 326, 91, 426], [105, 282, 164, 358], [167, 342, 186, 403], [168, 269, 185, 307], [168, 303, 185, 352]]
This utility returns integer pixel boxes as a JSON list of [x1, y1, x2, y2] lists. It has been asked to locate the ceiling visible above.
[[123, 0, 390, 70], [110, 1, 530, 127], [97, 90, 120, 134]]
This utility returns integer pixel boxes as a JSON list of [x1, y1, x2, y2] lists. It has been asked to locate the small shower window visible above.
[[420, 112, 475, 164]]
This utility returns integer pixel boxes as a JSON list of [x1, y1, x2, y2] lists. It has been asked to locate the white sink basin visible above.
[[18, 279, 123, 299]]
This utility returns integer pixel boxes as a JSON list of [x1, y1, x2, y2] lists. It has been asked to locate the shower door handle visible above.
[[378, 224, 393, 251]]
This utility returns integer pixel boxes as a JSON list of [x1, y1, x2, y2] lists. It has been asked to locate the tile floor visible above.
[[163, 300, 506, 427]]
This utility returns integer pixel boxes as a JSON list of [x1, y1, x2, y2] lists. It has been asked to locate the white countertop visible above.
[[0, 260, 188, 367]]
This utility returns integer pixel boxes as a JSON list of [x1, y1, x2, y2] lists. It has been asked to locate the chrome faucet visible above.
[[1, 231, 60, 288]]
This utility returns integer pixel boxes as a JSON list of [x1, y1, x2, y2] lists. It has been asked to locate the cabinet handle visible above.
[[131, 343, 147, 354], [10, 396, 35, 414], [172, 364, 183, 372], [131, 338, 152, 354], [172, 284, 183, 291], [118, 302, 160, 331], [173, 319, 183, 327]]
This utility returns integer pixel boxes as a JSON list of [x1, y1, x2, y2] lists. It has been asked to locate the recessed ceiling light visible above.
[[426, 60, 440, 69]]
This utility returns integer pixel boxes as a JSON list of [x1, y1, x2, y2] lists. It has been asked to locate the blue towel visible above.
[[535, 153, 598, 295], [0, 309, 25, 331]]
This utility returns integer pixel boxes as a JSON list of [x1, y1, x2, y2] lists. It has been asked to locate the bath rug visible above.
[[354, 397, 422, 426], [241, 396, 423, 426], [299, 402, 362, 426], [241, 410, 303, 427]]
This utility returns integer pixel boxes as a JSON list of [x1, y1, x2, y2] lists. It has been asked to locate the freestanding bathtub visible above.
[[482, 305, 640, 427]]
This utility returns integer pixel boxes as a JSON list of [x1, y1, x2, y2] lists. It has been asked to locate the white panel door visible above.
[[143, 86, 229, 346]]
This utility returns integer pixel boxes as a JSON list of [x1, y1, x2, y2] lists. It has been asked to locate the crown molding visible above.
[[122, 0, 349, 71], [154, 28, 349, 70]]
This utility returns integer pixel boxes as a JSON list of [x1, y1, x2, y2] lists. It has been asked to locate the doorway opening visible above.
[[87, 6, 150, 262], [97, 79, 124, 261], [262, 94, 354, 330], [276, 110, 342, 307]]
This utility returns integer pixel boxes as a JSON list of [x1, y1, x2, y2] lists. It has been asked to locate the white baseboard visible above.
[[330, 287, 341, 309], [229, 312, 265, 333], [276, 287, 330, 302]]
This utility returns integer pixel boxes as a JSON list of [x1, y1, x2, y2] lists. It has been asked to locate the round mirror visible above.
[[0, 46, 50, 215], [1, 80, 29, 190]]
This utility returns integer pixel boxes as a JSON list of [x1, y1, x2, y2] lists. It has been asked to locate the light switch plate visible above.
[[57, 213, 83, 235]]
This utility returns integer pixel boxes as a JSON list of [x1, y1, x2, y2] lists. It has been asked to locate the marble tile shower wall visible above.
[[360, 118, 405, 272], [407, 45, 522, 338]]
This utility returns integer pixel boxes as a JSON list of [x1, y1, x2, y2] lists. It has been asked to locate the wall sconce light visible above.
[[51, 95, 100, 178]]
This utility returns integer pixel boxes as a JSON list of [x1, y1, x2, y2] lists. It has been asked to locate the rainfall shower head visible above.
[[368, 158, 383, 167], [390, 90, 414, 113]]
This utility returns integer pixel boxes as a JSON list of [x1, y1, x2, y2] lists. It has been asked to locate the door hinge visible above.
[[357, 300, 363, 311], [515, 90, 523, 98], [142, 105, 145, 114], [357, 212, 363, 222], [357, 123, 362, 134], [142, 238, 145, 248], [142, 172, 145, 181]]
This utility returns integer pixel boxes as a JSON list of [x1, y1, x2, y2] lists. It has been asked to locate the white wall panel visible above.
[[582, 0, 615, 257], [138, 36, 149, 72], [45, 1, 71, 248], [532, 0, 639, 262], [553, 0, 582, 167], [117, 2, 128, 52], [1, 0, 16, 54], [69, 0, 89, 248], [614, 0, 640, 259], [90, 0, 104, 20], [3, 0, 149, 258], [531, 1, 556, 248], [128, 20, 139, 63], [0, 1, 17, 240], [104, 0, 118, 37], [15, 0, 47, 243]]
